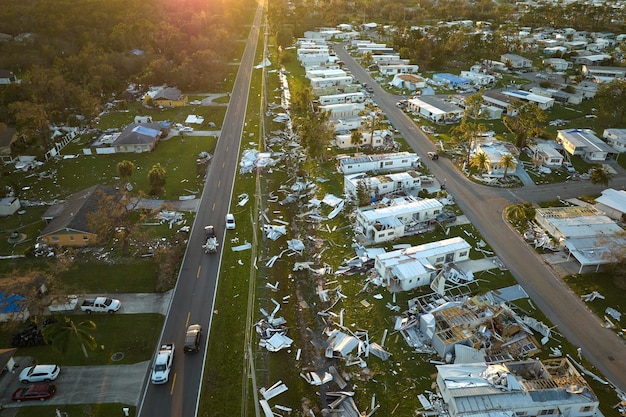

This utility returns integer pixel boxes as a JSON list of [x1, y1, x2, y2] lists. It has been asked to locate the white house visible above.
[[344, 170, 422, 200], [338, 152, 419, 175], [543, 46, 567, 55], [501, 90, 554, 110], [472, 140, 518, 177], [379, 64, 419, 76], [372, 54, 402, 63], [318, 92, 365, 105], [535, 206, 626, 272], [305, 68, 347, 79], [459, 71, 495, 86], [406, 96, 464, 123], [542, 57, 572, 71], [500, 53, 533, 69], [602, 128, 626, 153], [581, 65, 626, 81], [595, 188, 626, 221], [482, 91, 518, 115], [557, 129, 615, 161], [373, 237, 470, 291], [309, 76, 353, 89], [356, 197, 443, 244], [528, 141, 564, 167], [318, 102, 364, 120], [334, 129, 392, 149], [332, 117, 363, 132], [436, 359, 599, 417]]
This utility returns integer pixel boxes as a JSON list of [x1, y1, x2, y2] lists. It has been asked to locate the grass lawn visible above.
[[0, 313, 163, 366], [58, 260, 159, 294], [564, 272, 626, 332], [16, 403, 136, 417]]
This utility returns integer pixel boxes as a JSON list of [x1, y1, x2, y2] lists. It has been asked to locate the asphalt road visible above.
[[136, 4, 264, 417], [333, 44, 626, 391]]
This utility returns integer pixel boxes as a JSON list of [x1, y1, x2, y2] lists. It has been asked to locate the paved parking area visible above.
[[0, 358, 149, 408]]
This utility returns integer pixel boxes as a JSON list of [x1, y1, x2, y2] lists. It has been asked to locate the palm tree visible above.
[[42, 316, 97, 358], [117, 160, 135, 184], [148, 163, 167, 195], [501, 154, 516, 179], [505, 202, 536, 229], [350, 130, 363, 152], [590, 165, 614, 187], [470, 151, 489, 175]]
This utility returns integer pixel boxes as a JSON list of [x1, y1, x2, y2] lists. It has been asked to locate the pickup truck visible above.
[[80, 297, 121, 314], [151, 343, 175, 384], [203, 225, 219, 254]]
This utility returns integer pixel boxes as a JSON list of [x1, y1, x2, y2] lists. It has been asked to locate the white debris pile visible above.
[[156, 210, 185, 227], [239, 149, 278, 174], [287, 239, 305, 253], [263, 224, 287, 241], [605, 307, 621, 321], [256, 299, 292, 352], [259, 380, 291, 417], [323, 328, 391, 368], [581, 291, 605, 302], [237, 193, 249, 206]]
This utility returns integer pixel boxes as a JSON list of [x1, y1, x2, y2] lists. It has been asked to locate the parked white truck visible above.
[[80, 297, 121, 314]]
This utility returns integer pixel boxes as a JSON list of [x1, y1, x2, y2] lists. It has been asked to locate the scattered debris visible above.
[[581, 291, 605, 302], [232, 242, 252, 252]]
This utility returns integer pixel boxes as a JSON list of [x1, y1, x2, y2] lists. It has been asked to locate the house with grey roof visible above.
[[500, 53, 532, 69], [356, 196, 443, 243], [557, 129, 615, 161], [38, 185, 117, 247], [337, 152, 419, 174], [595, 188, 626, 221], [535, 206, 626, 272], [602, 128, 626, 153], [0, 69, 18, 84], [436, 358, 599, 417], [373, 236, 470, 291], [406, 96, 464, 123], [89, 123, 164, 154]]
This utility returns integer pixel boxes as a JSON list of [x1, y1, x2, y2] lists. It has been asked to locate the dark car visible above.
[[184, 324, 202, 352], [12, 383, 57, 402]]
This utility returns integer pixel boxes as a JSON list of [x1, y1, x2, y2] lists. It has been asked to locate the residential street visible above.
[[334, 43, 626, 392]]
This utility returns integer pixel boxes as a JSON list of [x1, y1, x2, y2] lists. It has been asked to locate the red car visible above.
[[12, 383, 57, 402]]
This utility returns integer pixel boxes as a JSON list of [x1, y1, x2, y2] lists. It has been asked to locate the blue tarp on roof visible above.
[[0, 294, 25, 313], [132, 126, 160, 137]]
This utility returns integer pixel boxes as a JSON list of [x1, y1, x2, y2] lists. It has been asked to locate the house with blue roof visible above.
[[432, 73, 471, 90], [0, 294, 28, 322]]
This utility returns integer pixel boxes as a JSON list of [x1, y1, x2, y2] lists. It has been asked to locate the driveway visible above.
[[0, 358, 149, 408]]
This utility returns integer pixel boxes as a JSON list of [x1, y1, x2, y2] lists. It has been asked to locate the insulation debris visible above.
[[581, 291, 605, 302], [300, 370, 333, 386], [238, 193, 249, 206], [264, 224, 287, 240], [232, 241, 252, 252]]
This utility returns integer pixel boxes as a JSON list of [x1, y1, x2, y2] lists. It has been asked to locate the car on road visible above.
[[12, 383, 57, 402], [184, 324, 202, 352], [151, 343, 175, 384], [19, 364, 60, 383], [179, 126, 194, 132], [225, 213, 236, 230], [427, 152, 439, 160]]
